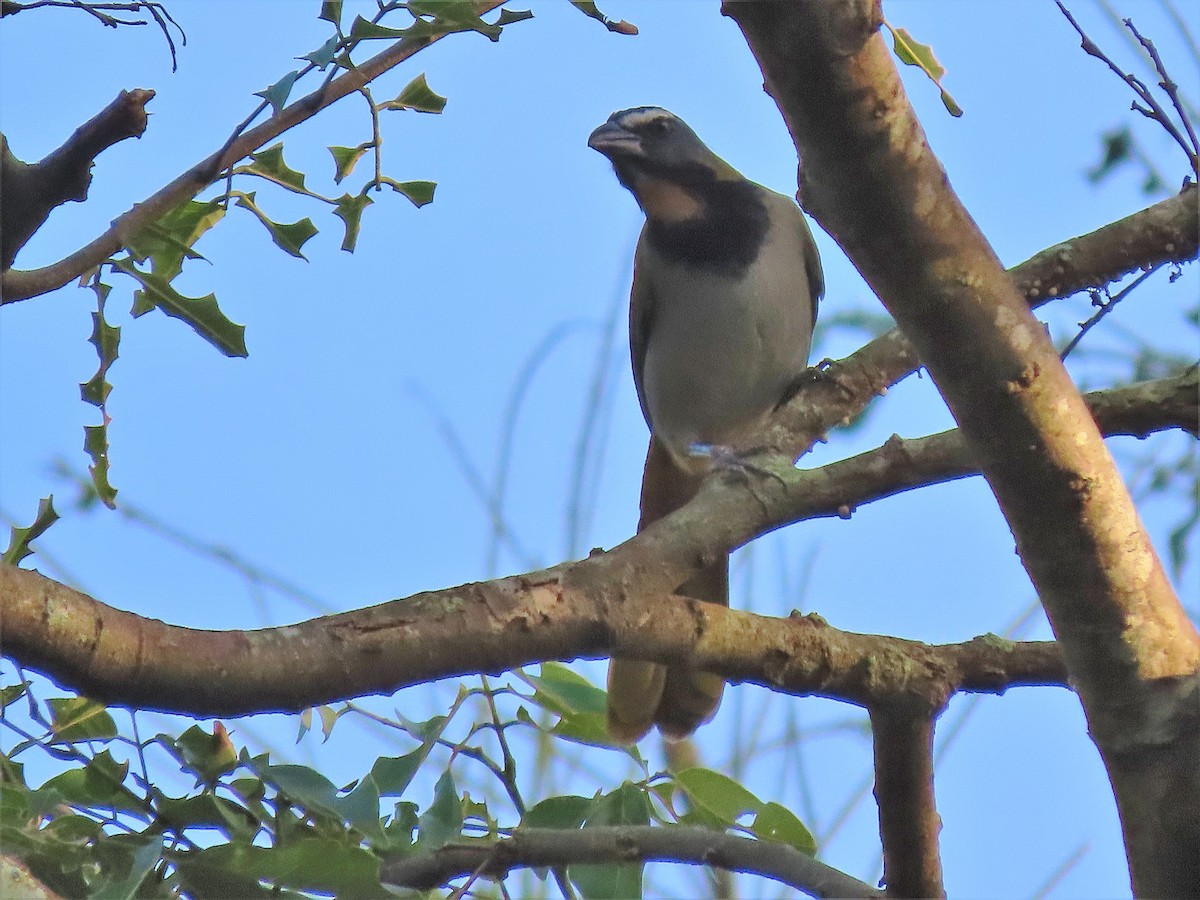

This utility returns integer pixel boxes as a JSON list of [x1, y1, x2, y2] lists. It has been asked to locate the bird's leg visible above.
[[687, 442, 792, 491]]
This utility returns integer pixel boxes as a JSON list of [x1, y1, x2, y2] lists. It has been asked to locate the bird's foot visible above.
[[687, 443, 792, 491]]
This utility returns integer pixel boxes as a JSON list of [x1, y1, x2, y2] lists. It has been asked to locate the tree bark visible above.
[[724, 2, 1200, 894]]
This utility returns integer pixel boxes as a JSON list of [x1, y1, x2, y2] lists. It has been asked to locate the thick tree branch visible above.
[[377, 825, 883, 899], [0, 3, 506, 301], [1012, 187, 1198, 304], [869, 710, 943, 899], [1, 89, 155, 270], [765, 185, 1198, 463], [0, 560, 1068, 716], [1, 373, 1191, 714], [723, 3, 1199, 894]]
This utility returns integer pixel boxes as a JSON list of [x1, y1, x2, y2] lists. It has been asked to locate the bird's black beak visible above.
[[588, 120, 640, 157]]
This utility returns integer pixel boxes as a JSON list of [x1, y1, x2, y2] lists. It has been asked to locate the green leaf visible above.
[[0, 784, 32, 827], [249, 758, 384, 841], [154, 792, 259, 838], [572, 783, 650, 899], [178, 838, 382, 898], [255, 70, 301, 114], [366, 749, 431, 799], [80, 281, 119, 408], [125, 199, 224, 282], [406, 1, 503, 41], [389, 179, 436, 208], [80, 326, 118, 406], [329, 144, 370, 183], [302, 35, 340, 69], [521, 795, 591, 830], [361, 713, 448, 801], [886, 22, 962, 117], [417, 769, 463, 849], [1087, 126, 1134, 184], [1168, 505, 1198, 578], [0, 682, 30, 712], [379, 73, 447, 113], [569, 1, 637, 34], [333, 192, 373, 252], [526, 662, 608, 717], [241, 143, 309, 193], [551, 710, 626, 749], [336, 775, 385, 844], [751, 801, 817, 855], [318, 0, 342, 26], [495, 8, 534, 26], [83, 423, 118, 510], [4, 495, 59, 565], [48, 696, 117, 743], [318, 705, 340, 740], [255, 763, 341, 816], [234, 192, 319, 259], [384, 801, 420, 850], [296, 708, 313, 743], [163, 723, 240, 783], [347, 15, 408, 41], [39, 750, 143, 814], [89, 834, 162, 900], [674, 767, 760, 825], [171, 856, 281, 898], [115, 258, 249, 358]]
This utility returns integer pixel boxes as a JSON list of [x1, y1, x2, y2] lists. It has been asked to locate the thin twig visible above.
[[1060, 263, 1164, 359], [1029, 841, 1092, 900], [1125, 18, 1200, 163], [1057, 2, 1199, 172]]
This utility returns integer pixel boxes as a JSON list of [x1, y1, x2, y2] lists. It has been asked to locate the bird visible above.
[[588, 107, 824, 743]]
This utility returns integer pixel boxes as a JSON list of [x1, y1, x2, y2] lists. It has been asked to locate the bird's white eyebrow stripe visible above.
[[617, 107, 671, 129]]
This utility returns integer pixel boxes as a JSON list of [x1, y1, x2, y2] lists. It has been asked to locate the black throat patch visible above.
[[644, 178, 769, 276]]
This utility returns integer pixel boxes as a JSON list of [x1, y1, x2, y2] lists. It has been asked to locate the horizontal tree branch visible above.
[[0, 3, 506, 301], [4, 371, 1191, 716], [378, 826, 884, 899]]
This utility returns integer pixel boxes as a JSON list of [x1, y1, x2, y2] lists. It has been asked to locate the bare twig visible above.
[[0, 1, 184, 70], [1126, 17, 1200, 163], [1057, 2, 1199, 173], [1060, 263, 1165, 360]]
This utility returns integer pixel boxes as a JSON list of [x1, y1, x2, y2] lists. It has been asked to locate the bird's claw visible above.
[[687, 442, 791, 489]]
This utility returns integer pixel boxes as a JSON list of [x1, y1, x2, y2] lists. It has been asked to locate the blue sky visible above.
[[2, 1, 1197, 897]]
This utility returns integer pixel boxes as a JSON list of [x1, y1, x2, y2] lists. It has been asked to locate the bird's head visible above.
[[588, 107, 742, 221]]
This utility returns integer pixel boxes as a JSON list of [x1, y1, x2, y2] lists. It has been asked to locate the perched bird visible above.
[[589, 107, 824, 743]]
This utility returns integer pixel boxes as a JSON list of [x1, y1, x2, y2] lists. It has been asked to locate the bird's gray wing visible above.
[[628, 230, 657, 430]]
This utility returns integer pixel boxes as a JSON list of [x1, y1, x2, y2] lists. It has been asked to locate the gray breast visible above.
[[638, 221, 815, 464]]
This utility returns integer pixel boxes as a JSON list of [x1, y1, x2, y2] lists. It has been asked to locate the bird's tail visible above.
[[606, 437, 728, 743]]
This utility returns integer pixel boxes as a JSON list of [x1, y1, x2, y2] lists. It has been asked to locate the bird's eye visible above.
[[647, 117, 673, 136]]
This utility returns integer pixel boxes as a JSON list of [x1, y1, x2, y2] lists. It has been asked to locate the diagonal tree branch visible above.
[[722, 3, 1199, 895], [0, 2, 507, 301], [2, 372, 1190, 716], [377, 825, 884, 899]]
